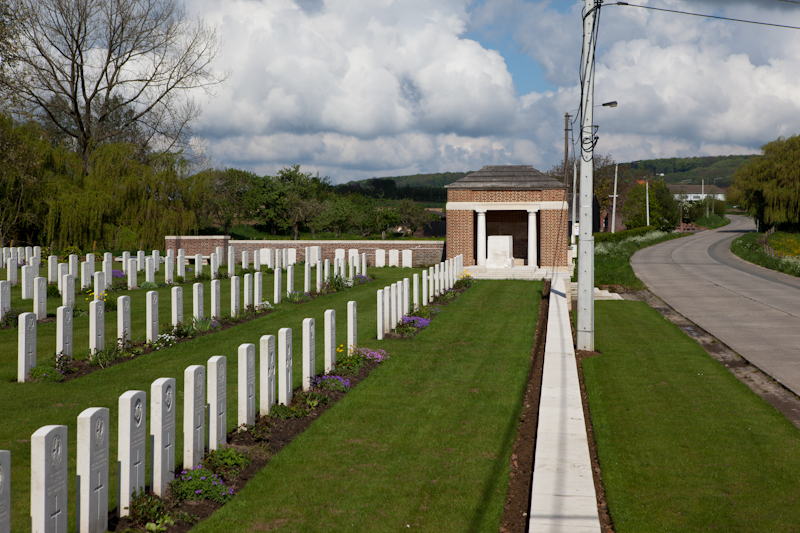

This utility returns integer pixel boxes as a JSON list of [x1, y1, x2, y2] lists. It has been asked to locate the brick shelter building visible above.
[[445, 166, 570, 271]]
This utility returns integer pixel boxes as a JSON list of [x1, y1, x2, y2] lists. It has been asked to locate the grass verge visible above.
[[192, 280, 540, 533], [583, 301, 800, 531], [592, 231, 684, 289], [695, 213, 730, 229], [731, 232, 800, 277]]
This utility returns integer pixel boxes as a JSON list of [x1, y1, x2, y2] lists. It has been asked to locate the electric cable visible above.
[[612, 2, 800, 30]]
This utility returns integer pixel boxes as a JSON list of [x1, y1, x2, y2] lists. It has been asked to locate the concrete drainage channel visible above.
[[622, 289, 800, 430]]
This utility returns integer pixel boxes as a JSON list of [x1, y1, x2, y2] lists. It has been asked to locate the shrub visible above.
[[170, 466, 235, 503], [140, 281, 158, 290], [46, 284, 61, 298], [203, 448, 251, 479]]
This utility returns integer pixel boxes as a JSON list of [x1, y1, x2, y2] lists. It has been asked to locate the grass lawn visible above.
[[583, 301, 800, 531], [768, 231, 800, 257], [193, 280, 540, 532], [0, 264, 432, 532], [695, 213, 730, 229], [731, 232, 800, 277], [592, 231, 684, 289]]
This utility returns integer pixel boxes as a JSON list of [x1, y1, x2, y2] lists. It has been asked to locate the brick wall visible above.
[[445, 189, 569, 267], [165, 237, 445, 267]]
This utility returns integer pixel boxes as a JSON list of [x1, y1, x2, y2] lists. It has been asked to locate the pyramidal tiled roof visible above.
[[444, 165, 566, 190]]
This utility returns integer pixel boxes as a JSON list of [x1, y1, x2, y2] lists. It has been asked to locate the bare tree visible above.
[[3, 0, 226, 170]]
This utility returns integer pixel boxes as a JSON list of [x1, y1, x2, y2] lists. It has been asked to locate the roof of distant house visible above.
[[666, 184, 727, 194], [444, 165, 567, 191]]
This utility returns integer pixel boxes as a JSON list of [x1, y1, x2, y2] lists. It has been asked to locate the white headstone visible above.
[[171, 286, 183, 326], [89, 300, 104, 355], [0, 449, 9, 533], [152, 250, 160, 272], [146, 256, 155, 283], [177, 252, 185, 280], [433, 264, 440, 297], [118, 390, 146, 517], [137, 251, 145, 271], [62, 274, 75, 308], [397, 280, 403, 323], [428, 266, 434, 299], [228, 246, 235, 273], [361, 253, 367, 278], [194, 254, 203, 278], [80, 262, 91, 291], [244, 273, 253, 309], [69, 254, 79, 278], [377, 290, 384, 341], [122, 251, 131, 274], [335, 249, 345, 261], [117, 296, 131, 346], [389, 249, 399, 267], [286, 264, 296, 296], [56, 306, 72, 359], [5, 258, 15, 286], [302, 318, 315, 391], [31, 425, 68, 533], [403, 278, 410, 315], [193, 282, 204, 320], [304, 261, 311, 293], [383, 285, 391, 333], [211, 279, 221, 319], [323, 259, 330, 281], [48, 255, 58, 283], [316, 261, 322, 292], [34, 277, 47, 320], [207, 356, 227, 451], [150, 377, 176, 497], [412, 274, 419, 311], [261, 248, 273, 269], [21, 265, 34, 299], [104, 252, 113, 264], [348, 258, 354, 279], [287, 248, 296, 266], [164, 254, 174, 285], [274, 249, 281, 270], [0, 281, 8, 323], [278, 328, 293, 406], [57, 263, 67, 292], [183, 365, 205, 469], [322, 309, 336, 373], [241, 251, 249, 270], [422, 270, 428, 306], [93, 271, 105, 301], [274, 267, 282, 304], [254, 250, 260, 271], [390, 284, 397, 329], [231, 275, 240, 317], [347, 301, 357, 353], [127, 259, 137, 289], [238, 344, 256, 426], [259, 335, 276, 415], [18, 312, 36, 382], [77, 406, 109, 533], [102, 260, 112, 290], [254, 272, 263, 309], [146, 291, 158, 344], [348, 249, 359, 264], [402, 249, 413, 268], [215, 246, 223, 264]]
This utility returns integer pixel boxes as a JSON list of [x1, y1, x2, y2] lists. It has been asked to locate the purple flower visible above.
[[195, 489, 202, 494], [201, 476, 206, 480], [112, 269, 125, 279]]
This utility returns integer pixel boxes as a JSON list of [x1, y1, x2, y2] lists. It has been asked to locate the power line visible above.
[[774, 0, 800, 5], [613, 2, 800, 30]]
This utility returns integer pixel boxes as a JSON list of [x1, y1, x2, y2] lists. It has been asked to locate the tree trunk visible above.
[[381, 230, 386, 240]]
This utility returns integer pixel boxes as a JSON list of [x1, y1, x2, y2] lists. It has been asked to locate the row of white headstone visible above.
[[376, 255, 463, 339], [3, 301, 359, 533], [15, 274, 271, 383], [1, 245, 40, 269]]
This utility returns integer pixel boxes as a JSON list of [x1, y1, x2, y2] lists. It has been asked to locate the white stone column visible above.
[[476, 209, 487, 267], [244, 273, 253, 309], [527, 209, 538, 268]]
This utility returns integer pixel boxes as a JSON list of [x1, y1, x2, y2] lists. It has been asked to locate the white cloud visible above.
[[186, 0, 800, 181]]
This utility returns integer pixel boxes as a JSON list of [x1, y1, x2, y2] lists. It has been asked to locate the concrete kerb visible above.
[[528, 276, 601, 532]]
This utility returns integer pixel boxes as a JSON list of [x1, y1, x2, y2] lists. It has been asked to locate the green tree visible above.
[[394, 198, 438, 237], [273, 165, 330, 239], [728, 135, 800, 229], [196, 168, 257, 234], [622, 182, 661, 229]]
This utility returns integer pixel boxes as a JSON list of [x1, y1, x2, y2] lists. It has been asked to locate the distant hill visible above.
[[629, 155, 756, 188], [341, 171, 474, 189]]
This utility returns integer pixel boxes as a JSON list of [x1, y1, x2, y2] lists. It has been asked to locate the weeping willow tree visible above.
[[728, 135, 800, 229], [44, 143, 205, 250]]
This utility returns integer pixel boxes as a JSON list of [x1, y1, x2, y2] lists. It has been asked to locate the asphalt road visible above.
[[631, 215, 800, 396]]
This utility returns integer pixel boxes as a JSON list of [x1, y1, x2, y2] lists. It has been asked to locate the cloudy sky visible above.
[[185, 0, 800, 183]]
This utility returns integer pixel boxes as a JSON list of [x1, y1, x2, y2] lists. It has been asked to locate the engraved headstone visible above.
[[241, 251, 249, 270], [152, 250, 160, 272], [324, 309, 336, 372], [118, 390, 146, 517], [304, 261, 311, 293], [238, 344, 256, 427], [207, 356, 227, 451], [171, 286, 183, 327], [211, 279, 221, 319], [259, 335, 276, 416], [403, 278, 410, 315], [286, 265, 294, 296], [80, 262, 91, 291], [254, 272, 263, 309], [274, 249, 281, 270], [21, 265, 34, 299], [210, 252, 218, 280], [137, 251, 145, 271], [89, 300, 104, 355], [56, 306, 72, 359], [177, 252, 185, 280], [117, 296, 131, 346], [361, 253, 367, 278], [122, 251, 130, 274], [254, 250, 260, 271], [69, 254, 79, 278], [146, 257, 155, 283], [244, 273, 253, 309], [422, 271, 428, 306], [62, 274, 75, 308], [57, 263, 67, 292], [262, 248, 273, 269], [146, 291, 158, 344], [227, 246, 235, 273], [0, 281, 8, 323], [377, 290, 384, 341], [402, 249, 413, 268], [48, 255, 58, 283], [278, 328, 293, 406], [164, 254, 174, 285], [412, 274, 419, 311], [287, 248, 296, 266], [77, 406, 109, 533], [31, 424, 68, 533], [302, 319, 315, 391], [18, 312, 36, 382], [0, 449, 9, 533], [347, 301, 357, 354], [389, 249, 399, 267], [323, 259, 330, 281], [390, 284, 397, 329], [127, 259, 137, 289], [194, 254, 203, 278], [183, 365, 205, 469], [150, 377, 176, 497], [273, 267, 282, 304], [383, 285, 391, 332], [35, 277, 47, 320], [93, 271, 105, 301], [4, 258, 12, 285], [193, 282, 204, 320], [231, 275, 240, 317], [316, 261, 322, 292]]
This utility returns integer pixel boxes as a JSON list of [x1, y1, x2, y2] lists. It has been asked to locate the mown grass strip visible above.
[[731, 232, 800, 277], [592, 231, 684, 289], [583, 301, 800, 532], [193, 280, 540, 533], [0, 266, 414, 532]]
